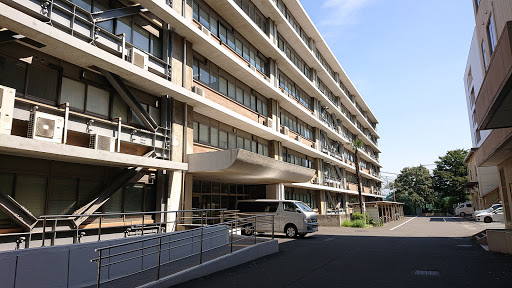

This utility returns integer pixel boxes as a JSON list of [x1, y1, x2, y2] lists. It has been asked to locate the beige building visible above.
[[466, 0, 512, 253], [0, 0, 382, 240]]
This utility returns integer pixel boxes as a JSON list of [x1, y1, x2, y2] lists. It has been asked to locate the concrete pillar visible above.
[[314, 127, 320, 150], [268, 140, 281, 161], [166, 171, 182, 232], [266, 184, 285, 200], [270, 98, 279, 132], [319, 191, 327, 215]]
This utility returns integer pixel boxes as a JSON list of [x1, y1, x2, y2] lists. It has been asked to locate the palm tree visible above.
[[351, 138, 364, 214]]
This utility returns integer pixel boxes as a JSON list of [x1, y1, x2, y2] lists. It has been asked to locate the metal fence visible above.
[[91, 214, 274, 288], [0, 209, 238, 250]]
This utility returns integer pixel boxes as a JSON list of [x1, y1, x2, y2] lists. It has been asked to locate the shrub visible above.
[[369, 219, 376, 226], [342, 220, 353, 227], [351, 219, 366, 228], [351, 212, 370, 224]]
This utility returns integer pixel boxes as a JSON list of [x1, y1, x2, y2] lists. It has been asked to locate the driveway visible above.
[[176, 216, 512, 288]]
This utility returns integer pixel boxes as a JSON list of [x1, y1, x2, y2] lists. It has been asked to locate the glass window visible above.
[[193, 59, 199, 81], [227, 32, 235, 50], [488, 14, 497, 54], [219, 130, 228, 149], [131, 103, 148, 126], [250, 95, 256, 111], [219, 24, 227, 43], [15, 175, 47, 217], [133, 24, 150, 52], [116, 18, 132, 43], [149, 106, 160, 126], [199, 7, 209, 28], [193, 121, 199, 142], [210, 71, 219, 91], [78, 180, 102, 208], [210, 17, 218, 37], [193, 2, 199, 21], [482, 40, 488, 70], [244, 138, 251, 150], [60, 78, 86, 110], [199, 123, 209, 143], [0, 174, 14, 220], [243, 45, 250, 61], [235, 39, 243, 55], [236, 87, 244, 103], [237, 136, 244, 149], [244, 91, 250, 106], [228, 133, 236, 149], [150, 35, 163, 59], [125, 184, 144, 212], [104, 187, 122, 213], [219, 77, 228, 95], [112, 93, 129, 121], [0, 56, 27, 93], [251, 141, 257, 153], [49, 178, 77, 215], [199, 63, 209, 84], [93, 1, 113, 33], [86, 86, 110, 116], [71, 0, 91, 12], [228, 81, 236, 99], [27, 65, 58, 102], [210, 127, 218, 147]]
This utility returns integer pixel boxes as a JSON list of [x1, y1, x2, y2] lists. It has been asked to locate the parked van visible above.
[[236, 200, 318, 238], [455, 201, 474, 216]]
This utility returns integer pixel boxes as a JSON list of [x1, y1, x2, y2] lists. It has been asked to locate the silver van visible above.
[[236, 199, 318, 238]]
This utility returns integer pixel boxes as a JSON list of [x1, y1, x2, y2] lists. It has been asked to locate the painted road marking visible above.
[[457, 244, 473, 247], [323, 238, 335, 242], [414, 270, 440, 276], [390, 216, 417, 231], [443, 218, 446, 222]]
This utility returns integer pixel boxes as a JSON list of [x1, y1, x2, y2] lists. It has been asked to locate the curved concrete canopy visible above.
[[188, 149, 315, 184]]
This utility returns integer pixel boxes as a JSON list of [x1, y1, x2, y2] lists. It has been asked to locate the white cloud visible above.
[[318, 0, 373, 27]]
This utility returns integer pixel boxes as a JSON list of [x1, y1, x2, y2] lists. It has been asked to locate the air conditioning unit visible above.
[[283, 126, 289, 136], [266, 117, 273, 128], [129, 48, 148, 70], [201, 25, 210, 36], [89, 134, 116, 152], [27, 111, 64, 143], [297, 135, 302, 142], [0, 85, 15, 135], [192, 86, 205, 97]]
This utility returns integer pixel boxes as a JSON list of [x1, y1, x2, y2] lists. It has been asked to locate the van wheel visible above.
[[460, 212, 466, 217], [285, 224, 298, 238], [241, 224, 254, 236], [484, 216, 492, 223]]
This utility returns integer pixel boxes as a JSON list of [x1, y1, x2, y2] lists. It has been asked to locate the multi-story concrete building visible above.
[[466, 0, 512, 251], [0, 0, 383, 237], [463, 28, 500, 211]]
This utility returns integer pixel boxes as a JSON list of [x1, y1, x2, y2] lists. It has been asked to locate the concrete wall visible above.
[[498, 157, 512, 229], [317, 213, 349, 227], [0, 226, 228, 288]]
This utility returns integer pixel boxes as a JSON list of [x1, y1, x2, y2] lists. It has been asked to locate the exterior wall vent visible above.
[[129, 48, 148, 70], [89, 134, 116, 152], [192, 86, 205, 97], [0, 85, 15, 135], [27, 111, 64, 143]]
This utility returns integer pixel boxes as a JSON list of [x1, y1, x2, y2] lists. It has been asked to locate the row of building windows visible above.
[[193, 121, 269, 157], [280, 109, 313, 140], [193, 0, 267, 75], [234, 0, 267, 33], [318, 79, 339, 108], [282, 148, 313, 169], [277, 33, 311, 80], [278, 70, 313, 110], [274, 0, 311, 50], [285, 188, 318, 210], [193, 54, 269, 117], [0, 54, 159, 127]]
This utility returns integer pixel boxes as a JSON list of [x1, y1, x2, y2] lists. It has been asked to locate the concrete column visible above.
[[343, 193, 349, 211], [268, 59, 277, 89], [268, 140, 281, 161], [312, 69, 318, 88], [316, 158, 323, 185], [266, 184, 285, 200], [319, 191, 327, 215], [270, 98, 279, 132], [166, 171, 182, 232], [314, 127, 320, 150]]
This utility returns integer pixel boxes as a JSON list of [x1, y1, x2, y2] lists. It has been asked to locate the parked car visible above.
[[471, 204, 502, 219], [475, 207, 504, 223], [455, 201, 474, 216], [236, 200, 318, 238]]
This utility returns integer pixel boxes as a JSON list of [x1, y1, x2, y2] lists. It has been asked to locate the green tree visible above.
[[394, 166, 435, 214], [432, 149, 469, 205]]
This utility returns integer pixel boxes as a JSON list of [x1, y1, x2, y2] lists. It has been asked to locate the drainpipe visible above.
[[183, 38, 187, 89], [62, 102, 69, 144]]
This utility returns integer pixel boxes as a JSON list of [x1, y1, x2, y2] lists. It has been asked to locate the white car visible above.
[[471, 204, 502, 219], [475, 207, 504, 223]]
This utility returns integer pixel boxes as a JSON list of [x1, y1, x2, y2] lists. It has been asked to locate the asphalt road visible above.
[[175, 216, 512, 288]]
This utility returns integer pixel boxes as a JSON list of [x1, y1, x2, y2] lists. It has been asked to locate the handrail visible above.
[[90, 213, 275, 288]]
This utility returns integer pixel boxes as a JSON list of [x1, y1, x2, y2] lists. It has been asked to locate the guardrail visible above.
[[91, 214, 274, 288], [0, 209, 234, 250]]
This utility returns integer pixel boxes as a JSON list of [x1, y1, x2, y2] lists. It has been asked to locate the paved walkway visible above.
[[176, 216, 512, 288]]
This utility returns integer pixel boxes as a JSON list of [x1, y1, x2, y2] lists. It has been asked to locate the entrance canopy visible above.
[[188, 149, 315, 184]]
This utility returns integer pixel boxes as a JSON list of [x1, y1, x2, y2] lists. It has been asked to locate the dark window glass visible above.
[[27, 65, 58, 102], [0, 56, 27, 93]]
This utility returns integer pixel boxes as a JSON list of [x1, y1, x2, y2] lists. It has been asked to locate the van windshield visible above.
[[296, 202, 313, 212], [237, 202, 279, 213]]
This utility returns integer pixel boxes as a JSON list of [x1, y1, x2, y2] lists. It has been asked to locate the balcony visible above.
[[476, 21, 512, 130]]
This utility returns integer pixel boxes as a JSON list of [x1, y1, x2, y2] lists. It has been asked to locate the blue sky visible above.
[[301, 0, 475, 182]]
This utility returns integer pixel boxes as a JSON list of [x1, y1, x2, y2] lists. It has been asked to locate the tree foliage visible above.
[[432, 149, 468, 203], [394, 166, 435, 212]]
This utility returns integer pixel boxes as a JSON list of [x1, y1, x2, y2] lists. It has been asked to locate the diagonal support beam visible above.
[[91, 5, 148, 23], [99, 68, 158, 131], [71, 167, 145, 227], [0, 193, 38, 231]]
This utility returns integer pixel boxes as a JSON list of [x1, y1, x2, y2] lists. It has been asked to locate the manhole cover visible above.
[[414, 270, 440, 276]]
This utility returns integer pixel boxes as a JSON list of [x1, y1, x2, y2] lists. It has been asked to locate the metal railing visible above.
[[0, 209, 232, 250], [91, 213, 274, 288]]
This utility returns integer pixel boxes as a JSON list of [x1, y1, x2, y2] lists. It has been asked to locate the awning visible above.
[[187, 149, 315, 184]]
